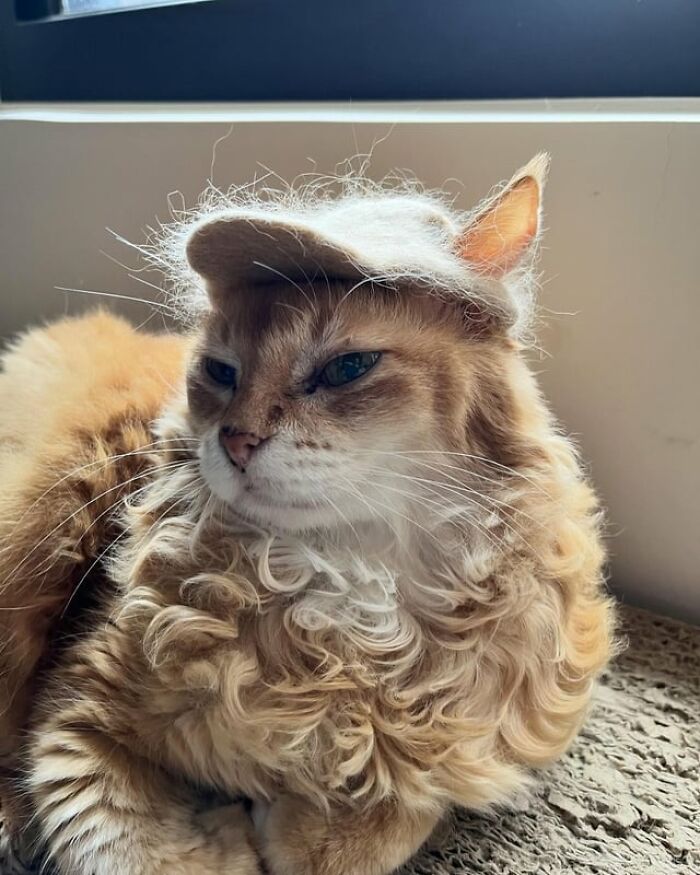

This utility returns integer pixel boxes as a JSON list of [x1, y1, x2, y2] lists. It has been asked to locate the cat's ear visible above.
[[456, 153, 549, 277]]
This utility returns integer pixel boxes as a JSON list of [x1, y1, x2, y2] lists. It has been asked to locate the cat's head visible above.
[[179, 156, 548, 534]]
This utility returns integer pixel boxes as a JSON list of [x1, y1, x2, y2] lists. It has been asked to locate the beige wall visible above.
[[1, 100, 698, 621]]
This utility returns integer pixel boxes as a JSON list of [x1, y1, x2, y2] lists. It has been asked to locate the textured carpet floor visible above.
[[3, 605, 698, 874], [401, 606, 700, 875]]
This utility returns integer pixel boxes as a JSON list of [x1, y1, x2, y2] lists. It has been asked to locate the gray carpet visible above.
[[2, 606, 698, 874]]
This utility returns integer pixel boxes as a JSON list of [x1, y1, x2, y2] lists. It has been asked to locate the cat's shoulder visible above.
[[12, 309, 185, 370], [2, 310, 187, 422]]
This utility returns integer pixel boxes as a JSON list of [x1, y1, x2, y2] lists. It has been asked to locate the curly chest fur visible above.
[[142, 590, 468, 810], [110, 454, 611, 816]]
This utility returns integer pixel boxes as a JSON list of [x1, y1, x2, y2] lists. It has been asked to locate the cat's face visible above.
[[180, 154, 548, 534], [187, 284, 480, 533]]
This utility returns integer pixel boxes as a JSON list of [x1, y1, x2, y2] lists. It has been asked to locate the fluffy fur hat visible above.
[[152, 154, 549, 335]]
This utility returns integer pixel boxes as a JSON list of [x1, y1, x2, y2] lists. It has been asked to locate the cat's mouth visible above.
[[241, 480, 322, 511], [198, 432, 355, 532]]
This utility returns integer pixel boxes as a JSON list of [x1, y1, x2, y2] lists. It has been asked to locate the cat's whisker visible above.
[[30, 489, 133, 584], [336, 273, 396, 309], [153, 366, 185, 396], [344, 482, 443, 546], [3, 440, 198, 537], [314, 261, 334, 300], [191, 489, 225, 544], [332, 472, 404, 542], [355, 462, 501, 513], [353, 473, 507, 557], [350, 447, 533, 477], [133, 309, 162, 332], [318, 486, 366, 555], [274, 301, 307, 319], [57, 478, 172, 621], [390, 469, 539, 556], [55, 285, 176, 315], [1, 462, 190, 592], [98, 245, 148, 276], [351, 459, 523, 547], [0, 465, 191, 614], [123, 478, 202, 558], [277, 251, 323, 311], [387, 457, 554, 542], [358, 462, 551, 536], [70, 478, 201, 631], [251, 261, 318, 314], [409, 456, 557, 502], [349, 449, 554, 498], [126, 271, 170, 298]]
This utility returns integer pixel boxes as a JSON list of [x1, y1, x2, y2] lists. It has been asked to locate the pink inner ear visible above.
[[458, 176, 540, 277]]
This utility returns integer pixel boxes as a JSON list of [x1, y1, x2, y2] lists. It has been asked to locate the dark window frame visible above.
[[2, 0, 700, 102], [15, 1, 211, 23]]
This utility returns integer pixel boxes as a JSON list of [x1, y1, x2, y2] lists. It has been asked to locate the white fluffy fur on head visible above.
[[141, 154, 548, 337]]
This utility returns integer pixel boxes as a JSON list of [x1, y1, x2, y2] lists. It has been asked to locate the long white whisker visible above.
[[353, 474, 506, 556], [333, 473, 403, 543], [55, 285, 176, 314], [349, 449, 552, 497], [1, 462, 190, 589], [348, 485, 442, 545], [366, 464, 541, 555], [378, 474, 507, 552], [316, 488, 365, 555], [3, 439, 197, 537], [126, 272, 169, 296], [106, 490, 198, 635], [58, 478, 167, 620], [251, 261, 318, 313], [410, 456, 555, 501], [336, 274, 386, 308], [63, 478, 196, 624], [359, 462, 549, 535]]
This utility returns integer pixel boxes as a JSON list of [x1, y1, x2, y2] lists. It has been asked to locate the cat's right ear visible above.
[[456, 153, 549, 279]]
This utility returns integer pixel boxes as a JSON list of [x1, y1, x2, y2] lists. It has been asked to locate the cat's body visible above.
[[0, 314, 186, 870], [0, 158, 614, 874]]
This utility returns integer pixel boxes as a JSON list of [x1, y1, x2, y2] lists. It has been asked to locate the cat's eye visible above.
[[204, 357, 237, 388], [320, 351, 382, 388]]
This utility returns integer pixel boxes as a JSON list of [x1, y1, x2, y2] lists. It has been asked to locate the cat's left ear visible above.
[[456, 153, 549, 277]]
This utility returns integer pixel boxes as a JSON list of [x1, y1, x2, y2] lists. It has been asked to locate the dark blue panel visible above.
[[2, 0, 699, 101]]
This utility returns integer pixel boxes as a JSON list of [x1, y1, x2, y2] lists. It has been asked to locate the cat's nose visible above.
[[219, 427, 265, 470]]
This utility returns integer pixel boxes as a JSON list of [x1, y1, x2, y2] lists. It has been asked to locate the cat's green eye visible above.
[[204, 357, 237, 388], [320, 351, 382, 388]]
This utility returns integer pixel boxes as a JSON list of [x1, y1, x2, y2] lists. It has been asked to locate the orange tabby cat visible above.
[[0, 156, 614, 874]]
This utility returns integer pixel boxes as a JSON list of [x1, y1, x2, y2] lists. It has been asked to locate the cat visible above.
[[0, 155, 614, 875]]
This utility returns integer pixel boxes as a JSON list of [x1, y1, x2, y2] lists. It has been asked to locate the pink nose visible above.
[[219, 428, 264, 470]]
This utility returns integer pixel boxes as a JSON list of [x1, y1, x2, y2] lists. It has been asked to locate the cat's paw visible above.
[[257, 796, 316, 875], [195, 802, 262, 874]]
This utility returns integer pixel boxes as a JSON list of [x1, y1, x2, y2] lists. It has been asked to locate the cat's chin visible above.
[[224, 486, 357, 534], [230, 498, 345, 535]]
